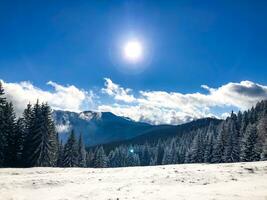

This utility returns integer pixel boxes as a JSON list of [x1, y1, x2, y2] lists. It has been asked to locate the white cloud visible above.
[[2, 78, 267, 125], [99, 79, 267, 125], [1, 80, 94, 115], [101, 78, 136, 103]]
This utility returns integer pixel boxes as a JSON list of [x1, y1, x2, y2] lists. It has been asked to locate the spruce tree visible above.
[[77, 134, 86, 167], [212, 123, 227, 163], [241, 124, 261, 161], [63, 130, 78, 167], [0, 82, 7, 167], [3, 102, 17, 167], [24, 102, 57, 167], [41, 103, 58, 166], [21, 103, 33, 165], [223, 120, 240, 163], [57, 140, 64, 167], [187, 131, 205, 163], [261, 139, 267, 160], [15, 118, 25, 166], [94, 146, 108, 168]]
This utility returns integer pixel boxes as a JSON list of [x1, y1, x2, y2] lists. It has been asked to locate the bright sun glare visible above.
[[123, 40, 143, 62]]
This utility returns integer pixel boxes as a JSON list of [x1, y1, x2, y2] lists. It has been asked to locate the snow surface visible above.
[[0, 161, 267, 200]]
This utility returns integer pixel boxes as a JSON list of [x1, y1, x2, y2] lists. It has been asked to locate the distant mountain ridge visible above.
[[53, 110, 155, 146], [53, 110, 221, 147]]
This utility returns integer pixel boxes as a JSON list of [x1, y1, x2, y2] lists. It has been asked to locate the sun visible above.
[[123, 40, 143, 62]]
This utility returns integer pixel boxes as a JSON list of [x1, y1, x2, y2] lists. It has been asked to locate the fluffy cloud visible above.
[[2, 78, 267, 125], [1, 80, 94, 115], [101, 78, 136, 103], [99, 79, 267, 125]]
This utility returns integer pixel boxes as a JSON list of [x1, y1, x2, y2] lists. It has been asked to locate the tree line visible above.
[[0, 82, 87, 168], [0, 82, 267, 168], [87, 101, 267, 168]]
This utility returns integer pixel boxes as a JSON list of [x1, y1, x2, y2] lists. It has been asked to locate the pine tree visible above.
[[21, 103, 33, 165], [57, 140, 64, 167], [261, 139, 267, 160], [0, 82, 7, 167], [162, 145, 173, 165], [41, 103, 58, 166], [241, 124, 261, 161], [126, 149, 140, 166], [156, 140, 164, 165], [140, 143, 150, 166], [24, 102, 57, 167], [77, 134, 86, 167], [86, 151, 95, 167], [212, 123, 227, 163], [223, 120, 240, 163], [204, 126, 215, 163], [257, 117, 267, 160], [94, 146, 108, 168], [15, 118, 25, 166], [187, 131, 205, 163], [63, 130, 78, 167], [3, 102, 17, 167]]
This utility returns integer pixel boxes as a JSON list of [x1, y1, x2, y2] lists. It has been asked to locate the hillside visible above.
[[53, 110, 154, 146], [53, 110, 221, 147], [0, 161, 266, 200]]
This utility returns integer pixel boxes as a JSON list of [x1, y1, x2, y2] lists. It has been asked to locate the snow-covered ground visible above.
[[0, 161, 266, 200]]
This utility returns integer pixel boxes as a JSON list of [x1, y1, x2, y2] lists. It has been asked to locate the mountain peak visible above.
[[79, 111, 102, 121]]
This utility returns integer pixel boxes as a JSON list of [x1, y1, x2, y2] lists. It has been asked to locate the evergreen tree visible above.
[[77, 134, 86, 167], [94, 146, 108, 168], [223, 120, 240, 163], [257, 117, 267, 160], [0, 82, 7, 167], [57, 140, 64, 167], [241, 124, 261, 161], [14, 118, 25, 167], [86, 151, 95, 167], [3, 102, 17, 167], [162, 145, 174, 165], [204, 126, 215, 163], [24, 102, 57, 167], [261, 139, 267, 160], [126, 148, 140, 166], [187, 131, 205, 163], [212, 123, 227, 163], [21, 103, 33, 165], [63, 130, 78, 167]]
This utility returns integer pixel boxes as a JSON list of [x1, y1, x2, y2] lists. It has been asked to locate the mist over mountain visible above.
[[53, 110, 156, 146], [53, 110, 221, 147]]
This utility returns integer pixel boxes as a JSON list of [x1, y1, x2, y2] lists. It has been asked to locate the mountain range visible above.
[[53, 110, 221, 147]]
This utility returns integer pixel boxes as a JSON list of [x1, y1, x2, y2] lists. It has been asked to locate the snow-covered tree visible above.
[[77, 134, 86, 167], [63, 130, 78, 167], [94, 146, 108, 168], [241, 124, 261, 161]]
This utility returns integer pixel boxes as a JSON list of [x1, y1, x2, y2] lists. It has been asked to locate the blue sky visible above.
[[1, 0, 267, 124]]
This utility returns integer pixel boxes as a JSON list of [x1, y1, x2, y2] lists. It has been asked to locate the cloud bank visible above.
[[1, 80, 94, 115], [99, 79, 267, 125], [1, 78, 267, 125]]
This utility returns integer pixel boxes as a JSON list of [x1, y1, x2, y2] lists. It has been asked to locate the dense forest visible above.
[[0, 82, 266, 168]]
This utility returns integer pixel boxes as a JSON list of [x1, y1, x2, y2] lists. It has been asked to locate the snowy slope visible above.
[[0, 161, 266, 200]]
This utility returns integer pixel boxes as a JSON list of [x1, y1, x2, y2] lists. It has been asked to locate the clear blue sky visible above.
[[1, 0, 267, 92], [0, 0, 267, 124]]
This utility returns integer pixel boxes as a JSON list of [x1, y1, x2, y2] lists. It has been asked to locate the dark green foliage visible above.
[[241, 124, 261, 161], [23, 102, 58, 167], [94, 146, 108, 168], [0, 82, 7, 167], [3, 102, 17, 167], [78, 134, 86, 167], [63, 130, 78, 167], [0, 79, 267, 168]]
